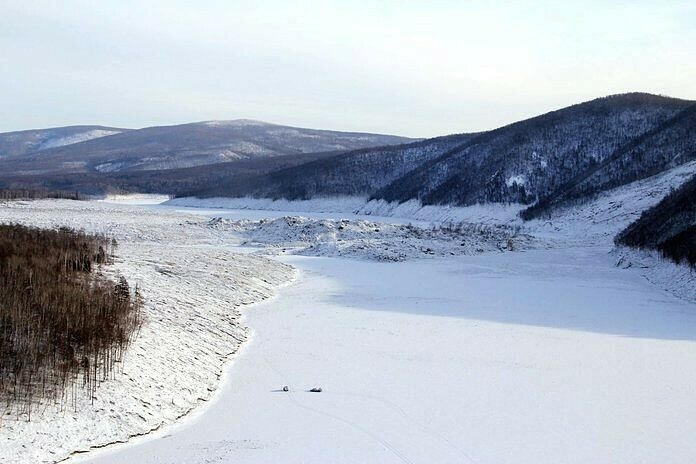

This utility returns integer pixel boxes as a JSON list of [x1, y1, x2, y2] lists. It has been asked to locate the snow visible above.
[[613, 246, 696, 304], [505, 174, 527, 187], [165, 196, 524, 225], [207, 215, 535, 261], [99, 194, 171, 205], [2, 161, 695, 463], [0, 200, 293, 464], [167, 195, 370, 215], [527, 160, 696, 246], [39, 130, 121, 150], [204, 119, 271, 127], [77, 248, 696, 464]]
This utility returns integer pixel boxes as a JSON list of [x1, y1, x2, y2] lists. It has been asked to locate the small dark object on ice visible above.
[[282, 386, 289, 392], [309, 387, 322, 393]]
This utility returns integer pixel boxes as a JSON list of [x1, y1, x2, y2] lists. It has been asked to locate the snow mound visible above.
[[99, 194, 171, 205], [166, 196, 526, 226], [209, 215, 537, 261]]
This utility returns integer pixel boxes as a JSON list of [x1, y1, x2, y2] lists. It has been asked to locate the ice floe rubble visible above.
[[207, 215, 539, 261]]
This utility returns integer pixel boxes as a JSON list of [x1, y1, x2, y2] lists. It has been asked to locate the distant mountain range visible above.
[[203, 94, 693, 215], [0, 126, 126, 158], [0, 120, 415, 175], [1, 93, 694, 225]]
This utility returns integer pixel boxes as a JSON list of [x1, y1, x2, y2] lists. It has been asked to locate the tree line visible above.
[[0, 224, 143, 419]]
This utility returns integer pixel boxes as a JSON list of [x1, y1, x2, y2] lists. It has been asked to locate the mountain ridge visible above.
[[0, 120, 416, 175]]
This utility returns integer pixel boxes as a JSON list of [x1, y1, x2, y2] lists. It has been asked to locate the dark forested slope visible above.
[[522, 103, 696, 219], [615, 175, 696, 266], [375, 93, 693, 207], [179, 133, 477, 199]]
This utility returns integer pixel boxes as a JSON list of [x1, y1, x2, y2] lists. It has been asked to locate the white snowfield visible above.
[[0, 162, 695, 463], [38, 129, 122, 150], [79, 249, 696, 464]]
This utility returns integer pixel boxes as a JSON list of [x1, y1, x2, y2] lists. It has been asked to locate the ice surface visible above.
[[79, 249, 696, 464]]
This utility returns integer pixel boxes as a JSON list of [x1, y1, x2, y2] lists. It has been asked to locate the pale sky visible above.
[[1, 0, 694, 137]]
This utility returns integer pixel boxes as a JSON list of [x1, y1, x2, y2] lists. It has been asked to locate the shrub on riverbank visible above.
[[0, 224, 142, 418]]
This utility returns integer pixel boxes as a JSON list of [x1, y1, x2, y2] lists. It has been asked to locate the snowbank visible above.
[[209, 215, 536, 261], [528, 161, 696, 245], [0, 200, 294, 464], [613, 246, 696, 304], [99, 194, 171, 205]]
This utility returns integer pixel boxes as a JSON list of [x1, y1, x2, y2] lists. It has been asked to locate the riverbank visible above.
[[78, 247, 696, 464], [0, 200, 294, 463]]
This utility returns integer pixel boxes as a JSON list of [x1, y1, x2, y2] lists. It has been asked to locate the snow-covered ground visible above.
[[0, 200, 293, 463], [98, 193, 171, 205], [38, 129, 122, 150], [206, 215, 537, 261], [2, 162, 695, 463], [78, 248, 696, 464]]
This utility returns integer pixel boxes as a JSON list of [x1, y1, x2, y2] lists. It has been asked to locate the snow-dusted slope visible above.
[[38, 129, 122, 150], [376, 93, 694, 206], [0, 121, 415, 175], [0, 200, 293, 464], [0, 126, 124, 157]]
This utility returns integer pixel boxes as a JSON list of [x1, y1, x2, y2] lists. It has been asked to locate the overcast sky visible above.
[[1, 1, 694, 137]]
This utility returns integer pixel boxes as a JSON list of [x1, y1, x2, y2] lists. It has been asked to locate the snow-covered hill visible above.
[[377, 93, 694, 207], [0, 126, 125, 157], [172, 93, 695, 221], [0, 121, 415, 175]]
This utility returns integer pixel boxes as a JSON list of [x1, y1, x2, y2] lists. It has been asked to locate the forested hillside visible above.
[[375, 93, 693, 206], [0, 120, 413, 176], [179, 133, 476, 199], [616, 175, 696, 266], [181, 93, 694, 218], [522, 103, 696, 219]]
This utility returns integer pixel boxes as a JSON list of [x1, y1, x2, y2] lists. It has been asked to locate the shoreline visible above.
[[68, 267, 301, 463], [0, 200, 296, 464]]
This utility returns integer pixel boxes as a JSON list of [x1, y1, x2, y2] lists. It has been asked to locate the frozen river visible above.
[[77, 205, 696, 464]]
